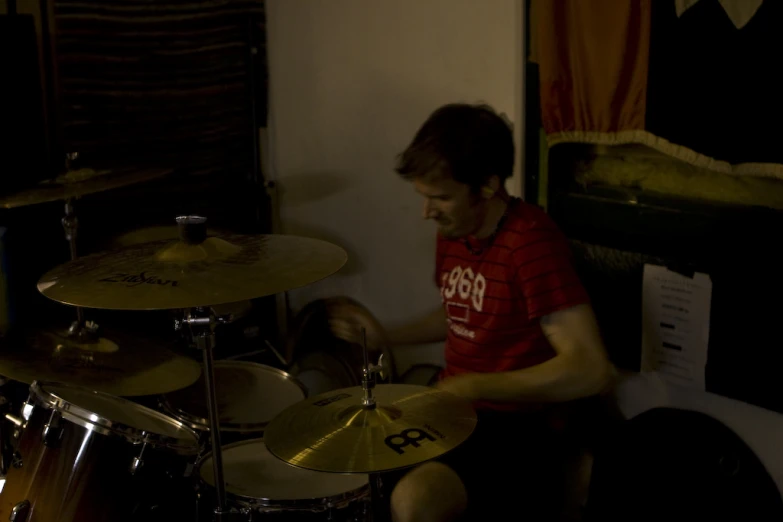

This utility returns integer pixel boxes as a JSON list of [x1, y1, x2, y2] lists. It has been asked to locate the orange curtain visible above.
[[530, 0, 651, 143]]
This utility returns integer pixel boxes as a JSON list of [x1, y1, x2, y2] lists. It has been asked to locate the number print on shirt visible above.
[[441, 266, 486, 312]]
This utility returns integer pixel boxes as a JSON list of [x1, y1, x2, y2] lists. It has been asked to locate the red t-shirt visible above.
[[435, 198, 589, 411]]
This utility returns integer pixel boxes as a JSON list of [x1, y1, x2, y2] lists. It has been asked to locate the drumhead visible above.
[[33, 381, 199, 453], [162, 361, 307, 432], [199, 439, 368, 505]]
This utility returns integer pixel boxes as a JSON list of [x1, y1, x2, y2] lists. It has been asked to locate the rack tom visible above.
[[161, 361, 307, 443], [0, 381, 199, 522]]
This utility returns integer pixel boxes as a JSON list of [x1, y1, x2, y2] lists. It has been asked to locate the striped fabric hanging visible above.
[[53, 0, 267, 179]]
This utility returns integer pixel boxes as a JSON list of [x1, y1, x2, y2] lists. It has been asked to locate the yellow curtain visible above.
[[529, 0, 783, 180], [530, 0, 651, 142]]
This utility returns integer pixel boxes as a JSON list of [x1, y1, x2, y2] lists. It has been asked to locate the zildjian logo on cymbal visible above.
[[98, 272, 179, 288]]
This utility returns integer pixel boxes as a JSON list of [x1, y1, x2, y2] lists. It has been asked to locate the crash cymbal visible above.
[[0, 167, 172, 209], [0, 326, 201, 396], [103, 224, 235, 250], [103, 225, 254, 321], [36, 233, 347, 310], [264, 384, 477, 473]]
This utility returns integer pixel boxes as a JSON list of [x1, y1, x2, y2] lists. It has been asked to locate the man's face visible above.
[[413, 176, 484, 238]]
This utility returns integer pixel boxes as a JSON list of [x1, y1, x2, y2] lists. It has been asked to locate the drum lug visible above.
[[9, 499, 30, 521], [129, 442, 147, 475], [42, 411, 63, 448], [21, 397, 34, 423]]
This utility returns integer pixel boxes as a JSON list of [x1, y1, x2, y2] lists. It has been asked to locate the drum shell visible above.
[[196, 482, 371, 521], [195, 439, 370, 521], [0, 393, 196, 521], [159, 361, 308, 446]]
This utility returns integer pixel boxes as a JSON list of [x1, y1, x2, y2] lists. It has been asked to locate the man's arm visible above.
[[437, 304, 614, 402], [387, 307, 447, 346]]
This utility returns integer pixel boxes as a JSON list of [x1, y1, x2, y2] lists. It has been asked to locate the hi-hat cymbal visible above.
[[0, 167, 172, 209], [0, 326, 201, 396], [264, 384, 477, 474], [36, 234, 348, 310]]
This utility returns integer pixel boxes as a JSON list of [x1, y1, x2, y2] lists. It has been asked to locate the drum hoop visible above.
[[195, 438, 370, 511], [160, 361, 308, 433], [31, 380, 199, 454]]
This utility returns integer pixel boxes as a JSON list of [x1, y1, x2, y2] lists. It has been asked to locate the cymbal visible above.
[[102, 224, 235, 250], [37, 234, 348, 310], [264, 384, 477, 473], [0, 326, 201, 396], [0, 167, 172, 209], [103, 225, 254, 321]]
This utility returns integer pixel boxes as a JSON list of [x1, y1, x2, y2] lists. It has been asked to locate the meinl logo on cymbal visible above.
[[384, 428, 436, 455], [98, 272, 179, 288]]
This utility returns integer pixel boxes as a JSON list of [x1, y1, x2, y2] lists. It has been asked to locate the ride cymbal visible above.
[[264, 384, 477, 474], [36, 233, 347, 310], [0, 326, 201, 396], [0, 167, 171, 209]]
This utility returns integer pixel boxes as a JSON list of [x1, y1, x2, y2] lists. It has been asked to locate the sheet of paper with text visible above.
[[641, 264, 713, 390]]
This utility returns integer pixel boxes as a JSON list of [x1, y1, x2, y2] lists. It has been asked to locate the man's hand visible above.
[[435, 374, 482, 401], [321, 299, 390, 349]]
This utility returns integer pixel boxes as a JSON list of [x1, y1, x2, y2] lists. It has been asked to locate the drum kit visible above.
[[0, 168, 478, 521]]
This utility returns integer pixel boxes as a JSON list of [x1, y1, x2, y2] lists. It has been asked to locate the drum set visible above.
[[0, 170, 478, 521]]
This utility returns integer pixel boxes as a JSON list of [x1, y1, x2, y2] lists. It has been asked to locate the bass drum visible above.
[[0, 381, 199, 522], [160, 361, 307, 445], [197, 438, 370, 521]]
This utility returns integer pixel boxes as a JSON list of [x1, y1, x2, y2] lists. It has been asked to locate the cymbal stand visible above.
[[60, 152, 97, 342], [62, 199, 87, 332], [360, 328, 390, 522], [176, 307, 243, 522]]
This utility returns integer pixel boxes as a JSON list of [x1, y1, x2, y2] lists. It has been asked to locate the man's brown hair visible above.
[[395, 103, 514, 192]]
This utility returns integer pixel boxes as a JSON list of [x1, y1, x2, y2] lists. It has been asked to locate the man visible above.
[[385, 103, 614, 522]]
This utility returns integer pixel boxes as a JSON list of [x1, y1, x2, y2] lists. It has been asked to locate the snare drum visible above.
[[0, 381, 199, 522], [197, 438, 370, 521], [161, 361, 307, 442]]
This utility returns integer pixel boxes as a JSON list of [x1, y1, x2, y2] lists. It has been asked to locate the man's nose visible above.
[[422, 199, 435, 219]]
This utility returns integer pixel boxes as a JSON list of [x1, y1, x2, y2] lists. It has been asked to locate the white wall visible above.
[[616, 372, 783, 494], [265, 0, 524, 372]]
